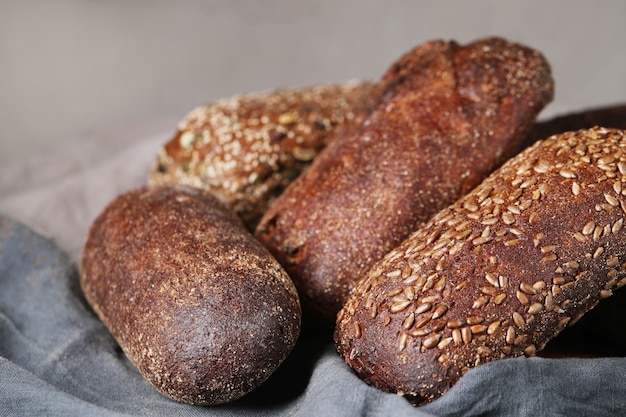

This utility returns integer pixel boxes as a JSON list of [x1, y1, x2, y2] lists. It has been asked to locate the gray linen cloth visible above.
[[1, 123, 625, 417]]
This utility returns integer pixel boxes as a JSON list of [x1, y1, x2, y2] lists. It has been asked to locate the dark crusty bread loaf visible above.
[[255, 37, 554, 322], [335, 127, 626, 405], [148, 81, 379, 230], [525, 103, 626, 148], [80, 185, 301, 405]]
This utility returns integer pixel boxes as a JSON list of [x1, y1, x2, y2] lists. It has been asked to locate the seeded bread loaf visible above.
[[80, 185, 301, 405], [532, 104, 626, 358], [149, 81, 379, 230], [335, 127, 626, 405], [255, 37, 554, 322]]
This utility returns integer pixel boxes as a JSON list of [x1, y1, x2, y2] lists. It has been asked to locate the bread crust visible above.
[[335, 127, 626, 405], [148, 81, 379, 230], [80, 185, 301, 405], [525, 103, 626, 147], [255, 37, 554, 321]]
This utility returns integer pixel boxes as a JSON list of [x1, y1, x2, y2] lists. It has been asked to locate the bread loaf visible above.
[[80, 185, 301, 405], [525, 103, 626, 148], [255, 37, 554, 322], [528, 103, 626, 358], [149, 81, 379, 230], [335, 127, 626, 405]]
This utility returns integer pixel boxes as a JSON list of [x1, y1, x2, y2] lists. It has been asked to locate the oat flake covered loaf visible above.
[[149, 81, 379, 230], [256, 37, 554, 322], [335, 127, 626, 405]]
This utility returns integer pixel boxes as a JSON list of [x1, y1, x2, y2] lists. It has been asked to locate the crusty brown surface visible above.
[[255, 37, 554, 322], [148, 81, 379, 230], [525, 103, 626, 148], [335, 127, 626, 405], [80, 185, 301, 405]]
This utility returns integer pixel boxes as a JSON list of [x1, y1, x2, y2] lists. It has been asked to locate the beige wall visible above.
[[2, 0, 626, 163]]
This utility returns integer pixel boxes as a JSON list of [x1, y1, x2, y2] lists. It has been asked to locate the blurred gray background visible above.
[[1, 0, 626, 163]]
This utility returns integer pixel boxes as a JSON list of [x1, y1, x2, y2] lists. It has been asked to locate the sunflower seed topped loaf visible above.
[[149, 80, 379, 230], [335, 127, 626, 405], [255, 37, 554, 322], [80, 185, 301, 405]]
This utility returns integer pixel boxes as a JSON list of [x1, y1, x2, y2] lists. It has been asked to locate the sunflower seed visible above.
[[402, 313, 415, 330], [605, 193, 620, 207], [485, 272, 500, 287], [461, 327, 472, 344], [494, 293, 507, 305], [423, 334, 442, 349], [506, 326, 516, 344], [516, 291, 529, 305], [559, 169, 577, 178], [524, 344, 537, 356], [437, 337, 453, 350], [452, 328, 463, 345], [513, 312, 526, 327], [528, 303, 543, 315], [487, 321, 501, 335], [520, 282, 538, 295], [398, 332, 408, 351], [472, 296, 489, 309], [432, 305, 449, 320], [467, 316, 484, 325], [390, 300, 411, 313]]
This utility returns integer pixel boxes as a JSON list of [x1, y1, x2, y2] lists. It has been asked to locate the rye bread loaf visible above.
[[335, 127, 626, 405], [525, 103, 626, 148], [149, 81, 379, 230], [255, 37, 554, 322], [80, 185, 301, 405]]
